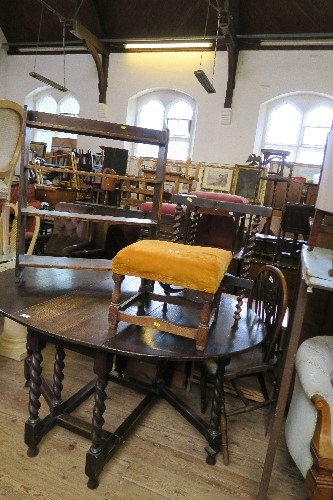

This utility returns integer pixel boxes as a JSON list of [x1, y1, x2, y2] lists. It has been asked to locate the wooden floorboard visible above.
[[0, 346, 306, 499]]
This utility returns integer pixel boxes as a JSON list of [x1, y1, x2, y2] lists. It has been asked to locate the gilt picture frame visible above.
[[201, 165, 234, 192], [232, 165, 262, 202]]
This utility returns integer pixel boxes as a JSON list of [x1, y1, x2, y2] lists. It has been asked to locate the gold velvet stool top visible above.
[[109, 239, 233, 351]]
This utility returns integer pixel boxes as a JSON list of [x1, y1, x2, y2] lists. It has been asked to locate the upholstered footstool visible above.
[[108, 239, 232, 351]]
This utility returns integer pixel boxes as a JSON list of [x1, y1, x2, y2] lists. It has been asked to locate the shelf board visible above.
[[18, 255, 113, 271]]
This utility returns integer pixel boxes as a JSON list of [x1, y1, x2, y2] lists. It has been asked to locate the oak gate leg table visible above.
[[0, 267, 265, 489]]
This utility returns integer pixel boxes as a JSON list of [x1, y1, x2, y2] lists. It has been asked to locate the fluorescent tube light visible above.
[[19, 46, 86, 53], [194, 70, 216, 94], [29, 72, 68, 92], [261, 39, 333, 47], [124, 42, 213, 50]]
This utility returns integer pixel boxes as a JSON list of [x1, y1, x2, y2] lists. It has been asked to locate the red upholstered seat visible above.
[[140, 202, 185, 216], [189, 191, 248, 204]]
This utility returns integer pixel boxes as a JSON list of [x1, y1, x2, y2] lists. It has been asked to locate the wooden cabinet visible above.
[[263, 178, 303, 209]]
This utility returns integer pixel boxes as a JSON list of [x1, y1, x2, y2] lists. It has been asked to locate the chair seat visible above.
[[112, 239, 232, 293], [204, 346, 273, 379]]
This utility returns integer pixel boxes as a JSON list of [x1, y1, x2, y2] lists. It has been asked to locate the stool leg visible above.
[[108, 273, 123, 333], [138, 278, 149, 315], [196, 292, 213, 351]]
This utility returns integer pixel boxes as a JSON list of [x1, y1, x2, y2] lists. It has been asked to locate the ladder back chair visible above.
[[200, 265, 288, 450]]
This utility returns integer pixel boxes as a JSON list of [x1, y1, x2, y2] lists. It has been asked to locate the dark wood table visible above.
[[0, 267, 265, 489]]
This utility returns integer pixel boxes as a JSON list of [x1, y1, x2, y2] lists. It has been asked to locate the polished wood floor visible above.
[[0, 346, 306, 500]]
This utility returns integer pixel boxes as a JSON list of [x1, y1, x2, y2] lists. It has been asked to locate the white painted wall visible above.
[[2, 48, 333, 165]]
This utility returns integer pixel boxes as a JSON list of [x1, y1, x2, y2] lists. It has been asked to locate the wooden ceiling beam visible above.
[[203, 0, 239, 108], [219, 5, 239, 108], [66, 19, 110, 104]]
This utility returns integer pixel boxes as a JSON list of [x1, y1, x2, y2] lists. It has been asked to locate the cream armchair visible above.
[[285, 336, 333, 499]]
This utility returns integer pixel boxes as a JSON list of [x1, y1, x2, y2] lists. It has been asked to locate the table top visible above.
[[0, 267, 265, 361], [301, 246, 333, 290]]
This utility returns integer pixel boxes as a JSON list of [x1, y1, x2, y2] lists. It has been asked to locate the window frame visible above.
[[131, 89, 196, 161], [261, 93, 333, 165], [29, 90, 80, 153]]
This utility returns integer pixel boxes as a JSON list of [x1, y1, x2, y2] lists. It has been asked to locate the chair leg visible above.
[[230, 379, 250, 406], [200, 366, 208, 414], [257, 372, 270, 401]]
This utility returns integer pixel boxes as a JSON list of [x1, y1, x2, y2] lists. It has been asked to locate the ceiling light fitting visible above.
[[29, 71, 68, 91], [124, 42, 213, 50], [194, 4, 219, 94], [194, 70, 216, 93], [29, 5, 68, 92], [261, 39, 333, 47]]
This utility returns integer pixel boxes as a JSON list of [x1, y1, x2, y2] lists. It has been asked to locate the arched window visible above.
[[167, 100, 193, 160], [262, 94, 333, 165], [136, 99, 165, 158], [33, 93, 80, 152], [132, 90, 196, 161]]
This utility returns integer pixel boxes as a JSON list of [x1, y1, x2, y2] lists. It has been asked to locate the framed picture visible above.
[[201, 165, 234, 192], [232, 165, 262, 202]]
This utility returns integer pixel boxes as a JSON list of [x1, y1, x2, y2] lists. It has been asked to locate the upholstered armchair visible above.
[[285, 336, 333, 498], [44, 202, 94, 257]]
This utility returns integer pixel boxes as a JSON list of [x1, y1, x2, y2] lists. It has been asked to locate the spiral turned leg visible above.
[[206, 358, 230, 466], [52, 345, 65, 404], [26, 349, 43, 457], [90, 376, 108, 454]]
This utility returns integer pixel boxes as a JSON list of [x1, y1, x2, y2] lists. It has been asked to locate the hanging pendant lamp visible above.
[[194, 5, 220, 94], [29, 6, 68, 92]]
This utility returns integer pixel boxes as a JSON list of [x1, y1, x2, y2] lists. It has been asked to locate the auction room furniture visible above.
[[0, 266, 266, 489], [43, 202, 94, 257], [139, 157, 200, 195], [199, 265, 288, 419], [16, 108, 168, 278], [258, 246, 333, 499], [273, 202, 316, 263], [0, 100, 24, 256], [285, 335, 333, 499]]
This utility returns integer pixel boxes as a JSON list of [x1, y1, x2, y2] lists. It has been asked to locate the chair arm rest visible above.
[[296, 336, 333, 408], [310, 394, 333, 461]]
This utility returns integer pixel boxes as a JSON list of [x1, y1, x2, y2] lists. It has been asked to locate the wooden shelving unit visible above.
[[16, 109, 169, 278]]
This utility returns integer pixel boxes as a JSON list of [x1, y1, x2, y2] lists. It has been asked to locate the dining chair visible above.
[[0, 100, 24, 255], [199, 264, 288, 421]]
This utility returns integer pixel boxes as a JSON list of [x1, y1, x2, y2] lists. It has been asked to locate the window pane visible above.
[[37, 95, 57, 114], [167, 140, 188, 161], [36, 130, 53, 153], [266, 104, 301, 145], [297, 149, 324, 165], [167, 118, 190, 137], [136, 143, 159, 158], [59, 96, 80, 116], [138, 99, 164, 130], [303, 126, 330, 147], [304, 106, 333, 127], [168, 100, 193, 119]]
